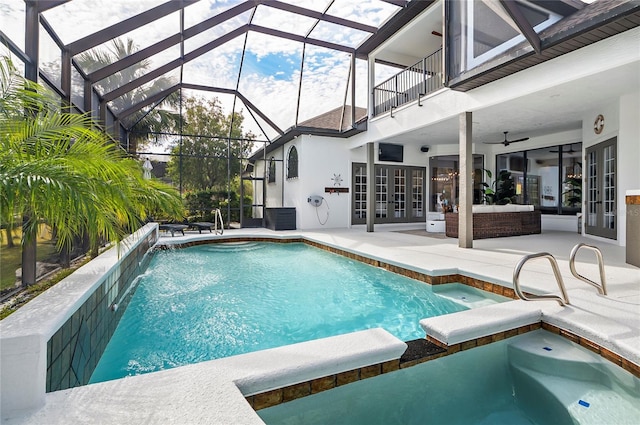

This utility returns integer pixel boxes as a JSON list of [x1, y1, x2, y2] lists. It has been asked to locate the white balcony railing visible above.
[[373, 48, 443, 117]]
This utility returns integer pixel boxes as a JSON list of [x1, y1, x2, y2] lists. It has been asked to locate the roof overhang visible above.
[[449, 1, 640, 92], [248, 120, 368, 162], [355, 0, 435, 60]]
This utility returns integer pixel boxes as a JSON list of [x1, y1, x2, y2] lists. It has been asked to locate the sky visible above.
[[0, 0, 402, 145]]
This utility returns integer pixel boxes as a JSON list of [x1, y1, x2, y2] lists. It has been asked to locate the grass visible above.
[[0, 258, 90, 320], [0, 226, 58, 292]]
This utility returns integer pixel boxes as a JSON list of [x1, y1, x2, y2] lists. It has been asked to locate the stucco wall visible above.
[[582, 90, 640, 246]]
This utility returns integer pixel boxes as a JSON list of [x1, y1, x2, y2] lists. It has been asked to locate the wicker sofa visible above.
[[445, 205, 541, 239]]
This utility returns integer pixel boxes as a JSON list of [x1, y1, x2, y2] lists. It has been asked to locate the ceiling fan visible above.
[[484, 131, 530, 147]]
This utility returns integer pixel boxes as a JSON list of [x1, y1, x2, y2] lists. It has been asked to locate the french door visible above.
[[585, 138, 616, 239], [352, 164, 425, 224]]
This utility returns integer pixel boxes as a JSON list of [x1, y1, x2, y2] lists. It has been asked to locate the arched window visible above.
[[268, 157, 276, 183], [287, 146, 298, 179]]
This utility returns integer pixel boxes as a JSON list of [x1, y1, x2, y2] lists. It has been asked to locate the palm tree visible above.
[[0, 56, 184, 286], [77, 38, 180, 154]]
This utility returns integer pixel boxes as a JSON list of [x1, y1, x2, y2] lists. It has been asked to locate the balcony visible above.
[[373, 48, 443, 117]]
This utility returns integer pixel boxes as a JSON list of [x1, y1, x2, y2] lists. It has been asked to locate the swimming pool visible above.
[[258, 330, 640, 425], [90, 242, 507, 383]]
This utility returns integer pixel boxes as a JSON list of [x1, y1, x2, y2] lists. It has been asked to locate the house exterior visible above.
[[250, 0, 640, 251]]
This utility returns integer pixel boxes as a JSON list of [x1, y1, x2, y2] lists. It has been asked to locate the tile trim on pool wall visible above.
[[157, 237, 520, 300], [246, 359, 402, 410], [46, 230, 158, 392]]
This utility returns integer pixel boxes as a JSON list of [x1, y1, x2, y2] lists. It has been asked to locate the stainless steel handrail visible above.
[[513, 252, 570, 306], [569, 243, 607, 295], [213, 208, 224, 235]]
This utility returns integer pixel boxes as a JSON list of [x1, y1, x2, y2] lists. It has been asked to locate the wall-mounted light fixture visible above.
[[420, 145, 430, 153]]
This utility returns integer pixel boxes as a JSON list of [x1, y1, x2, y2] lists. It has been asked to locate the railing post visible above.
[[394, 75, 399, 108], [423, 57, 427, 95]]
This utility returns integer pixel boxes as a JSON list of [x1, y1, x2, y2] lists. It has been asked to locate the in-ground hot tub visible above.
[[258, 330, 640, 425]]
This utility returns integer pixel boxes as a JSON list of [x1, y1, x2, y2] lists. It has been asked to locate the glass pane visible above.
[[184, 0, 247, 29], [0, 1, 25, 52], [1, 45, 25, 76], [183, 10, 251, 56], [587, 151, 597, 227], [375, 167, 387, 218], [472, 1, 519, 59], [527, 147, 558, 211], [71, 66, 85, 111], [90, 87, 100, 121], [41, 0, 166, 45], [252, 6, 317, 37], [449, 0, 561, 77], [327, 0, 401, 27], [472, 155, 484, 204], [41, 80, 61, 107], [308, 21, 370, 48], [268, 158, 276, 183], [182, 36, 245, 87], [287, 146, 298, 179], [430, 156, 457, 212], [561, 143, 582, 213], [412, 169, 424, 218], [430, 154, 483, 212], [495, 152, 526, 205], [603, 145, 615, 230], [39, 25, 61, 88], [354, 165, 366, 219], [107, 68, 179, 116], [394, 168, 406, 218], [93, 45, 181, 97]]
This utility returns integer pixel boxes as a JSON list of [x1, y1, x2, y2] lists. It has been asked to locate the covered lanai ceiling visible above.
[[0, 0, 417, 142]]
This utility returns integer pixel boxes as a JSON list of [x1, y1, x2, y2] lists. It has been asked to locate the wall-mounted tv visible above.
[[379, 143, 404, 162]]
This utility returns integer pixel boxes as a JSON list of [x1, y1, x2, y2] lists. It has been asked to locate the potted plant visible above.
[[482, 170, 517, 205]]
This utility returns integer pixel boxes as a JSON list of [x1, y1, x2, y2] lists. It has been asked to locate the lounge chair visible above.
[[158, 223, 188, 236], [189, 222, 216, 233]]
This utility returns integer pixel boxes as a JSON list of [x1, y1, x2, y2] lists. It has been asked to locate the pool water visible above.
[[258, 330, 640, 425], [90, 242, 505, 383]]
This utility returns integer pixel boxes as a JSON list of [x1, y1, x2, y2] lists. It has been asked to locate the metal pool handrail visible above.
[[569, 243, 607, 295], [513, 252, 570, 306], [213, 208, 224, 235]]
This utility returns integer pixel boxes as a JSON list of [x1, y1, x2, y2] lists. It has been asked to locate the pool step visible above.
[[432, 283, 507, 309], [507, 332, 640, 425], [507, 330, 606, 383], [202, 242, 264, 252], [511, 364, 640, 425]]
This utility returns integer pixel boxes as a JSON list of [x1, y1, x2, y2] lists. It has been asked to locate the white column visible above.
[[368, 55, 375, 119], [366, 142, 375, 232], [459, 112, 473, 248]]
